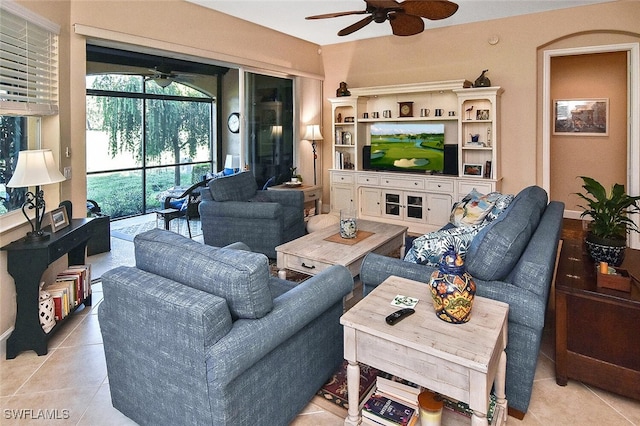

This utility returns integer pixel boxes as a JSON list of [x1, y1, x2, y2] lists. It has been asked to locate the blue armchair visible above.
[[99, 229, 353, 426], [199, 171, 305, 258]]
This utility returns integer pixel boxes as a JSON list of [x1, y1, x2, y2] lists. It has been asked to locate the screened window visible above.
[[86, 74, 215, 219]]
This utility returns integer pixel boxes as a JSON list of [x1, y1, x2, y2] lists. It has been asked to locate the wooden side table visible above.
[[341, 275, 509, 426], [267, 184, 322, 218], [555, 239, 640, 400]]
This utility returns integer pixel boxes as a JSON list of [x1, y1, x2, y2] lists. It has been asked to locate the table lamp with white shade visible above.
[[6, 149, 66, 242]]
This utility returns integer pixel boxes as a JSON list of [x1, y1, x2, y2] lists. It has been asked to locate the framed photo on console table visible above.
[[553, 98, 608, 136], [463, 163, 483, 177], [48, 207, 69, 233]]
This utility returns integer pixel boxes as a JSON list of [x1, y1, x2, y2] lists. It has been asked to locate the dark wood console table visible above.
[[555, 238, 640, 400], [1, 218, 92, 359]]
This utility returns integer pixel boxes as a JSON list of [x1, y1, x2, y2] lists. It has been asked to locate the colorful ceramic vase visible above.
[[429, 247, 476, 324]]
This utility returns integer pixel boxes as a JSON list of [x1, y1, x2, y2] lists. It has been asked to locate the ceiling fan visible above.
[[306, 0, 459, 37], [145, 66, 192, 88]]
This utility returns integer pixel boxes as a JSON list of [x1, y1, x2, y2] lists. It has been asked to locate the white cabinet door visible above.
[[359, 187, 382, 217], [331, 184, 355, 213], [427, 193, 453, 226]]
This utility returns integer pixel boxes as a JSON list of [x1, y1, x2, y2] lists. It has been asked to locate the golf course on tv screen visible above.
[[369, 123, 445, 172]]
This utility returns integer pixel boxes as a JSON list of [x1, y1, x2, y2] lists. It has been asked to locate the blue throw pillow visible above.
[[404, 224, 485, 267]]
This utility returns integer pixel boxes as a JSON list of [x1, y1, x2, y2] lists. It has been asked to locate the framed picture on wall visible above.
[[553, 98, 609, 136]]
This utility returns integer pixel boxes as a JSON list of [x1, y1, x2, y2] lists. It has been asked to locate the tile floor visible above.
[[1, 217, 640, 425]]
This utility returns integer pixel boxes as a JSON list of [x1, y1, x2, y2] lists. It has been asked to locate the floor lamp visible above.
[[303, 124, 323, 185], [7, 149, 66, 242]]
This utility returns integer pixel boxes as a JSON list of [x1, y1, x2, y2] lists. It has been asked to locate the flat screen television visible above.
[[366, 123, 445, 173]]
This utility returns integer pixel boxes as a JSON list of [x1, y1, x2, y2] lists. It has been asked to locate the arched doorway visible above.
[[542, 42, 640, 249]]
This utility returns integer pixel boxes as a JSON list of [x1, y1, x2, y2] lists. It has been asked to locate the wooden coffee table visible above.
[[341, 275, 509, 426], [275, 219, 407, 278]]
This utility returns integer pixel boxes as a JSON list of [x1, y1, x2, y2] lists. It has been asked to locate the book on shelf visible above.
[[46, 284, 71, 321], [361, 416, 418, 426], [65, 264, 92, 299], [362, 393, 417, 426], [375, 377, 420, 407], [56, 265, 92, 305]]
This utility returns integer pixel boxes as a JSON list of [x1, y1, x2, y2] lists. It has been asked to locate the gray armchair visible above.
[[99, 229, 353, 425], [199, 171, 305, 258]]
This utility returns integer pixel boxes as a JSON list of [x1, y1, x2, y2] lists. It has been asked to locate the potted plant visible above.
[[576, 176, 640, 266], [289, 167, 302, 183]]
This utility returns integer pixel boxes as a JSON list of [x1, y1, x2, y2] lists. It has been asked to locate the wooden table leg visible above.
[[471, 412, 489, 426], [495, 349, 508, 424], [345, 359, 360, 426]]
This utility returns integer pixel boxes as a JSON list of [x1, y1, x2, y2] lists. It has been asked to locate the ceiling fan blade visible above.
[[402, 0, 459, 20], [366, 0, 401, 9], [338, 15, 375, 36], [306, 10, 367, 20], [389, 12, 425, 36]]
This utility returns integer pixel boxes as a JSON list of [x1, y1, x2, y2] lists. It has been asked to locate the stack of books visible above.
[[361, 377, 420, 426], [45, 265, 91, 321], [361, 376, 498, 426]]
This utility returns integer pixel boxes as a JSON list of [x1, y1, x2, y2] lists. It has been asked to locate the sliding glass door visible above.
[[244, 72, 293, 189]]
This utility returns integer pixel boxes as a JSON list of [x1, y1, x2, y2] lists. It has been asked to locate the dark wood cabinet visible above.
[[1, 219, 92, 359], [555, 238, 640, 400]]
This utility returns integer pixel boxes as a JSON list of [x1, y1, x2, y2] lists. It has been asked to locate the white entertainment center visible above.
[[329, 80, 503, 234]]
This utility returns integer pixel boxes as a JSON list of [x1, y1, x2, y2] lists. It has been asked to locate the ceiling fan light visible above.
[[154, 76, 172, 88]]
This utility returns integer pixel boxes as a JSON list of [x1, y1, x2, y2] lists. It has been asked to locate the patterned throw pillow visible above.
[[484, 192, 515, 222], [404, 224, 485, 266], [450, 189, 496, 226]]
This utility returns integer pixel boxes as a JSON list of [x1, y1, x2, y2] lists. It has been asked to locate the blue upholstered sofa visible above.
[[199, 171, 306, 258], [359, 186, 564, 418], [99, 229, 353, 425]]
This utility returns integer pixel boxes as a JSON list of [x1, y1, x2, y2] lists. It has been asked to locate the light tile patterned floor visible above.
[[1, 219, 640, 425]]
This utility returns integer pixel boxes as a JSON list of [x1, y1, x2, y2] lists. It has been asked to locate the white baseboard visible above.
[[564, 209, 586, 221]]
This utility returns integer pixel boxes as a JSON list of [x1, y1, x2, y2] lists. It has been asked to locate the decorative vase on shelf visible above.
[[429, 247, 476, 324]]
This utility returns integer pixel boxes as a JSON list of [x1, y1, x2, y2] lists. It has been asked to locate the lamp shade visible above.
[[7, 149, 66, 188], [224, 154, 240, 170], [303, 124, 323, 142]]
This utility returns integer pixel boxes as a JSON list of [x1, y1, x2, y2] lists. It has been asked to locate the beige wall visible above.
[[550, 51, 628, 213], [320, 1, 640, 200]]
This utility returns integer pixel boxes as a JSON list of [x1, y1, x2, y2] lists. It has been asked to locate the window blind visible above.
[[0, 2, 59, 115]]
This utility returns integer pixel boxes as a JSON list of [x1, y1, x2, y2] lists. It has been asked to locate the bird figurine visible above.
[[465, 105, 474, 120]]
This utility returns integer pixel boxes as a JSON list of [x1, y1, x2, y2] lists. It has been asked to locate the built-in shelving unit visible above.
[[454, 87, 503, 180], [328, 81, 503, 233]]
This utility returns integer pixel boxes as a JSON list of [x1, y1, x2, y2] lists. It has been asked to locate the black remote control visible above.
[[385, 308, 415, 325]]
